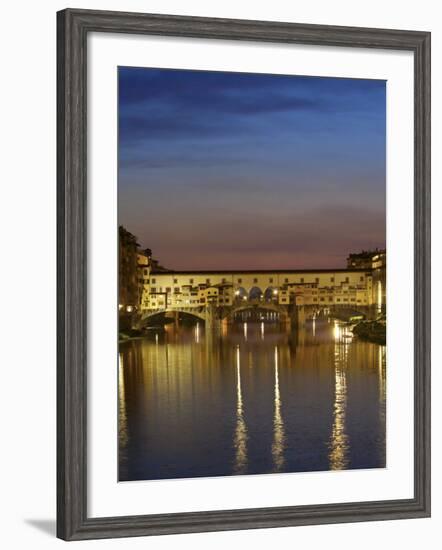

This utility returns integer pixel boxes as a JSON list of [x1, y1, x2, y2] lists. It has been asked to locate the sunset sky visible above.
[[118, 67, 386, 270]]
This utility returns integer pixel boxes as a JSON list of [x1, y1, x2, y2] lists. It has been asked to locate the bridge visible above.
[[136, 265, 381, 328], [139, 298, 292, 328]]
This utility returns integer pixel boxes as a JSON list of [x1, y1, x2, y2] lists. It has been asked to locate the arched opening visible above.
[[248, 286, 263, 301], [234, 287, 248, 302], [264, 286, 278, 302], [231, 305, 282, 323], [142, 310, 205, 327]]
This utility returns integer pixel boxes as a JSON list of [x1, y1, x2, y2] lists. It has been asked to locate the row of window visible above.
[[145, 296, 365, 308], [147, 276, 364, 285], [302, 297, 362, 303], [148, 297, 233, 306], [146, 275, 364, 285], [147, 287, 366, 296]]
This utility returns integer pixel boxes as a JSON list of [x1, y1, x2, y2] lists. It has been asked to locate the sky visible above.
[[118, 67, 386, 270]]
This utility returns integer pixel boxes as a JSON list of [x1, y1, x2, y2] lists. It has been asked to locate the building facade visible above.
[[347, 249, 386, 313], [120, 240, 387, 323], [141, 268, 375, 312], [119, 226, 139, 312], [119, 226, 152, 329]]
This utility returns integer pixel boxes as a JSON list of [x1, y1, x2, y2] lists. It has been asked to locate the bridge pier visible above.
[[204, 304, 220, 330], [293, 305, 306, 327]]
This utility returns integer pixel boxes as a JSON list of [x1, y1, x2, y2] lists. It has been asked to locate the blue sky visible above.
[[118, 67, 386, 270]]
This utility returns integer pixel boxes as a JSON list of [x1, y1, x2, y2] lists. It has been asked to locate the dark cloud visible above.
[[118, 66, 385, 106]]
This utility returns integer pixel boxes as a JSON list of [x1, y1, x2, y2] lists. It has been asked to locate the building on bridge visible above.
[[140, 268, 377, 315], [119, 237, 387, 327]]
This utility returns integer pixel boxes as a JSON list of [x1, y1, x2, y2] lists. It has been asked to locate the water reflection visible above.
[[328, 322, 350, 470], [118, 353, 129, 478], [379, 345, 386, 405], [378, 345, 387, 441], [272, 346, 285, 472], [233, 345, 248, 474], [119, 319, 386, 481]]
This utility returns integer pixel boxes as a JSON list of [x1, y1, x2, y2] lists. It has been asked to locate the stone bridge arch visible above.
[[298, 304, 369, 323], [139, 308, 207, 325], [223, 300, 290, 323]]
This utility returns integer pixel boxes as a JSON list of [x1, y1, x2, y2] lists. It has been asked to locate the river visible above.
[[118, 318, 386, 481]]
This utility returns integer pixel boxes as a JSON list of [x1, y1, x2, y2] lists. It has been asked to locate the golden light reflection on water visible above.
[[328, 321, 350, 470], [233, 345, 248, 474], [272, 346, 285, 472], [118, 353, 129, 450], [378, 345, 386, 402], [119, 320, 386, 481], [379, 345, 387, 431]]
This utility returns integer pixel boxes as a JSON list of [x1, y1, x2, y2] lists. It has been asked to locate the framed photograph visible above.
[[57, 8, 431, 541]]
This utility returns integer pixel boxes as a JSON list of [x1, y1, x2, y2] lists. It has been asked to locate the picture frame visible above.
[[57, 8, 431, 541]]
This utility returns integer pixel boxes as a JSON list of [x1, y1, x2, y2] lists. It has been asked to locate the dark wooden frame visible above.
[[57, 8, 431, 541]]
